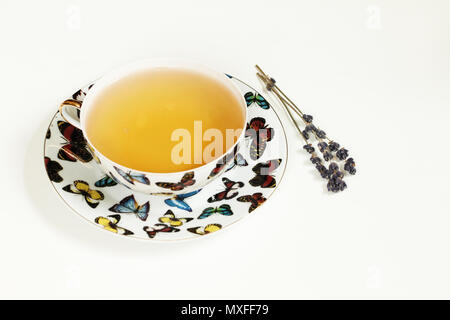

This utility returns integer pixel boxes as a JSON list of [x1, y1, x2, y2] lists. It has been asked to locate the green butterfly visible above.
[[198, 204, 233, 219], [244, 92, 270, 109]]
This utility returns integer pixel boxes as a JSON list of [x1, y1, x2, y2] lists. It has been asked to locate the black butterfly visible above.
[[57, 121, 93, 163], [44, 157, 63, 182], [207, 177, 244, 203], [237, 192, 267, 213], [249, 159, 282, 188]]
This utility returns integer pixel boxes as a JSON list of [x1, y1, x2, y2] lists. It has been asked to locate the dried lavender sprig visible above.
[[255, 66, 351, 157], [255, 65, 356, 192], [256, 72, 308, 143], [256, 66, 333, 145]]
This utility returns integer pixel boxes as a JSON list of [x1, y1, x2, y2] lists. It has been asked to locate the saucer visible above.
[[43, 74, 288, 241]]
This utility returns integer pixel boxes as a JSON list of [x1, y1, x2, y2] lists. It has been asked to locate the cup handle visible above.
[[58, 99, 82, 129]]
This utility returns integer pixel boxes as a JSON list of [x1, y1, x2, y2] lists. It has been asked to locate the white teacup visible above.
[[59, 59, 247, 194]]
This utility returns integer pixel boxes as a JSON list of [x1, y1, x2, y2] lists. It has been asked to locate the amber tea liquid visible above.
[[85, 68, 245, 173]]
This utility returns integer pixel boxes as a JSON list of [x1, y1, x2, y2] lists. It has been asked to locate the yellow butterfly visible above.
[[63, 180, 104, 208], [187, 224, 222, 235], [95, 215, 133, 235], [158, 210, 193, 227]]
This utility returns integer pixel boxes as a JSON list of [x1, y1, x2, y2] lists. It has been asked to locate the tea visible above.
[[85, 68, 245, 173]]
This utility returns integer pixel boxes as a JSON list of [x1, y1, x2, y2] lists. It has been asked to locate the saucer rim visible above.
[[43, 74, 289, 242]]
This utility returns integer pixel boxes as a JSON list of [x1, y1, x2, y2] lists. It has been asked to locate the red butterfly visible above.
[[249, 159, 282, 188], [156, 171, 195, 191], [57, 121, 93, 162], [143, 224, 179, 239], [207, 177, 244, 203], [245, 117, 274, 160], [208, 161, 227, 180], [237, 192, 267, 213]]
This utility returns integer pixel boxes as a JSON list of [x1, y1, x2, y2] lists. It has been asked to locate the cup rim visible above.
[[79, 58, 248, 176]]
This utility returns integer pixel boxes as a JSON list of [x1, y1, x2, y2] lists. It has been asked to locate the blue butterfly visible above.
[[109, 195, 150, 221], [198, 204, 233, 219], [114, 166, 150, 185], [164, 189, 202, 212], [225, 153, 248, 172], [95, 175, 118, 187], [244, 92, 270, 109]]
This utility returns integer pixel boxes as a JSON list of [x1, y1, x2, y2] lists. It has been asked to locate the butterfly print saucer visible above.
[[43, 75, 288, 241]]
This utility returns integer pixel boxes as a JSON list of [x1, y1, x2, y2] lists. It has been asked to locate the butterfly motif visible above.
[[237, 192, 267, 213], [208, 160, 228, 180], [57, 121, 93, 163], [114, 166, 150, 185], [225, 153, 248, 172], [150, 192, 174, 196], [164, 189, 201, 212], [249, 159, 282, 188], [109, 195, 150, 221], [156, 171, 195, 191], [44, 157, 63, 183], [207, 177, 244, 203], [207, 149, 236, 179], [245, 117, 274, 161], [187, 224, 222, 235], [87, 144, 101, 165], [159, 210, 193, 226], [63, 180, 104, 208], [95, 215, 133, 235], [244, 92, 270, 109], [143, 224, 179, 239], [72, 84, 93, 101], [95, 175, 118, 187], [198, 204, 233, 219]]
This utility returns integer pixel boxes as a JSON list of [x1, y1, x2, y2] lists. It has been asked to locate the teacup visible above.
[[59, 59, 247, 194]]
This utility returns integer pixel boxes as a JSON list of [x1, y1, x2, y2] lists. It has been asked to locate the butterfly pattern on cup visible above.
[[156, 172, 195, 191], [114, 166, 150, 185], [57, 121, 93, 163], [44, 77, 287, 240], [245, 117, 274, 161], [207, 146, 239, 179]]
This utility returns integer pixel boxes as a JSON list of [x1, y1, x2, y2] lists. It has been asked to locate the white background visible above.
[[0, 0, 449, 299]]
